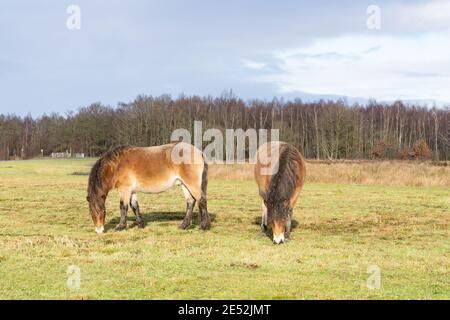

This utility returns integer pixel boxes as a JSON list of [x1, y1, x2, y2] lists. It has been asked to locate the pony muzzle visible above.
[[271, 219, 286, 244], [273, 233, 285, 244], [95, 225, 105, 234]]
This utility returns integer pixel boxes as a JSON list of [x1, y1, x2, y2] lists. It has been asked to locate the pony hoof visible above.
[[115, 224, 127, 231], [200, 222, 211, 231], [179, 222, 191, 230], [137, 222, 145, 229]]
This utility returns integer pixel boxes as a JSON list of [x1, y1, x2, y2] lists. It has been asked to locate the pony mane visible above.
[[87, 145, 132, 201], [266, 144, 302, 220]]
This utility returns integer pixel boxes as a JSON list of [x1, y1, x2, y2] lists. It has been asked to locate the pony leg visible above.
[[181, 182, 211, 230], [116, 189, 131, 231], [192, 183, 211, 231], [199, 162, 211, 230], [285, 208, 294, 238], [130, 192, 145, 229], [285, 215, 291, 239], [179, 185, 196, 230], [198, 194, 210, 231], [261, 200, 268, 231]]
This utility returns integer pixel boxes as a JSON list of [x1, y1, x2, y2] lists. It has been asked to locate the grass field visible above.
[[0, 158, 448, 299]]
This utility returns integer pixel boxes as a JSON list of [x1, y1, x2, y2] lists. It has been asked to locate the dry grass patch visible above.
[[209, 161, 450, 187]]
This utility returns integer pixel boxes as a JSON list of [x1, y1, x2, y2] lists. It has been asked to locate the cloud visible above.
[[241, 59, 268, 70], [3, 0, 450, 115], [391, 0, 450, 30], [245, 29, 450, 102]]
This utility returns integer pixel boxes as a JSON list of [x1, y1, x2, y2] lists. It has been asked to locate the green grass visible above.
[[0, 159, 448, 299]]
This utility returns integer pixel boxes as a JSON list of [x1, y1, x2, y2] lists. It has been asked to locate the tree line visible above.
[[0, 92, 449, 161]]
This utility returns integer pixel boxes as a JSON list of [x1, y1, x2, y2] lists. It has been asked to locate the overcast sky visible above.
[[1, 0, 450, 115]]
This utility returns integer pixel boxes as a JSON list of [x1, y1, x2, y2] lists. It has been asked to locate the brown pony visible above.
[[254, 142, 306, 244], [87, 142, 210, 234]]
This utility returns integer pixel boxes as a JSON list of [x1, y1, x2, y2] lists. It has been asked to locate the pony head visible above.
[[267, 201, 291, 244], [86, 193, 106, 234], [87, 159, 108, 234]]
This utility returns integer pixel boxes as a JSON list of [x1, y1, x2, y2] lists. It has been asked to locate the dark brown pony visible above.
[[87, 142, 210, 234], [254, 142, 306, 244]]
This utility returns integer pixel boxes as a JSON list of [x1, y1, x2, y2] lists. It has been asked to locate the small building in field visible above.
[[50, 151, 85, 159]]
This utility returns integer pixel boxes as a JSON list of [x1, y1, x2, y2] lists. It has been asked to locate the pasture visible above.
[[0, 159, 448, 299]]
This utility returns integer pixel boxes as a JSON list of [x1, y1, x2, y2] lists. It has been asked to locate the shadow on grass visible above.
[[105, 211, 216, 231], [70, 171, 89, 176], [253, 216, 390, 237], [298, 215, 409, 235]]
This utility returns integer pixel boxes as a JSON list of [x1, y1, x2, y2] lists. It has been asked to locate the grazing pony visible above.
[[87, 142, 210, 234], [254, 142, 306, 244]]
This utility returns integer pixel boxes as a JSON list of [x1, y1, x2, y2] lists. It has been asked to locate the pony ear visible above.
[[86, 196, 90, 202]]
